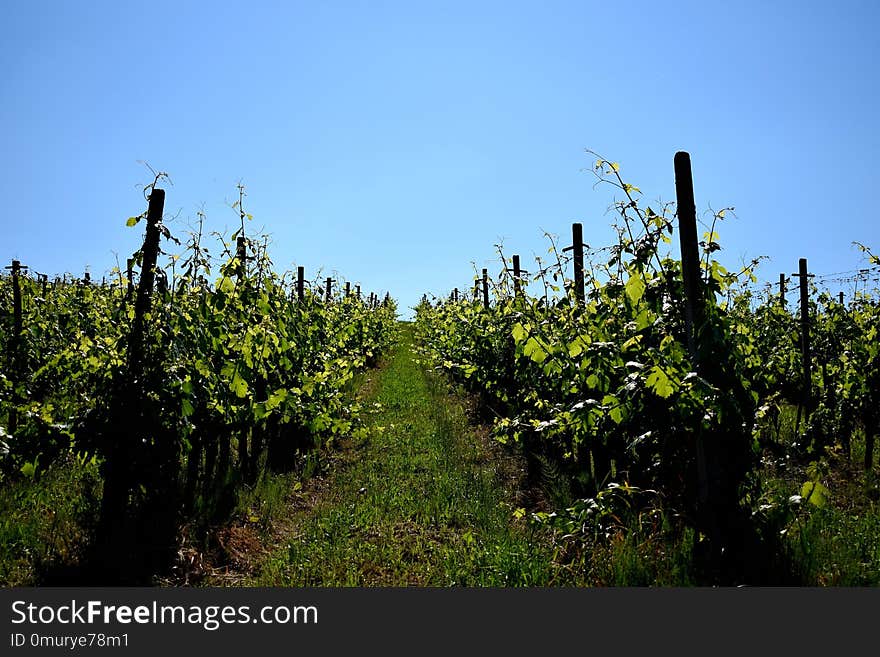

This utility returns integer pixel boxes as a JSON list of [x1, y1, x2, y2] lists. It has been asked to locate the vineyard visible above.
[[414, 153, 880, 584], [0, 178, 397, 584], [1, 155, 879, 586]]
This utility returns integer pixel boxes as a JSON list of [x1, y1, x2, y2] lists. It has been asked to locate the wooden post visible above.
[[41, 274, 47, 297], [297, 266, 305, 301], [673, 151, 712, 532], [512, 255, 521, 298], [356, 284, 361, 300], [5, 261, 24, 344], [5, 260, 27, 434], [482, 268, 489, 309], [571, 224, 585, 305], [99, 187, 166, 562], [453, 288, 459, 303], [839, 291, 844, 305], [84, 271, 91, 285], [345, 282, 351, 298], [130, 189, 165, 371], [794, 258, 813, 409], [674, 152, 702, 362], [325, 277, 332, 302], [779, 274, 786, 306]]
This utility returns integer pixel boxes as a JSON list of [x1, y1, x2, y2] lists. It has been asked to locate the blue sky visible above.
[[2, 0, 878, 317]]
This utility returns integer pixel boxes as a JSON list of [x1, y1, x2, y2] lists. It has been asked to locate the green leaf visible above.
[[126, 216, 140, 227], [602, 394, 623, 424], [801, 481, 830, 508], [646, 366, 674, 398], [634, 308, 654, 330], [523, 337, 548, 363], [20, 461, 36, 479], [266, 388, 288, 410], [621, 335, 642, 350], [609, 405, 623, 424], [218, 276, 235, 295], [625, 275, 646, 305], [181, 399, 194, 417], [511, 322, 528, 343], [570, 335, 590, 358], [230, 372, 249, 399]]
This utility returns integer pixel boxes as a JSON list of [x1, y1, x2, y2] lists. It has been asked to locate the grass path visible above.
[[246, 323, 569, 586]]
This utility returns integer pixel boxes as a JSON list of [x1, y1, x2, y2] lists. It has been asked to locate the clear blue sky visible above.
[[2, 0, 878, 318]]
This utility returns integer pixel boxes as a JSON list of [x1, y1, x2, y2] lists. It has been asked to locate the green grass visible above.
[[0, 453, 101, 585], [755, 402, 880, 585], [4, 329, 878, 587], [248, 323, 578, 586]]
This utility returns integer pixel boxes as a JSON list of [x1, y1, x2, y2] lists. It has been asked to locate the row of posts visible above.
[[299, 271, 387, 308], [449, 203, 828, 422], [2, 260, 387, 308], [780, 260, 848, 413], [456, 223, 586, 310], [440, 152, 828, 552]]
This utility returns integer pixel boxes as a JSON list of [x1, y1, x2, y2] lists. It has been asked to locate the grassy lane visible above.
[[250, 323, 571, 586]]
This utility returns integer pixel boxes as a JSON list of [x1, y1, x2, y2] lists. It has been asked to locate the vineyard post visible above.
[[779, 274, 786, 306], [571, 223, 585, 305], [131, 189, 165, 357], [482, 268, 489, 309], [453, 288, 459, 303], [5, 259, 27, 434], [793, 258, 814, 411], [41, 273, 47, 297], [673, 151, 713, 533], [325, 277, 332, 302], [356, 284, 361, 300], [674, 153, 702, 362], [297, 266, 305, 301], [345, 282, 351, 298], [839, 291, 844, 305], [84, 271, 91, 285], [99, 188, 166, 559], [513, 254, 521, 298]]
